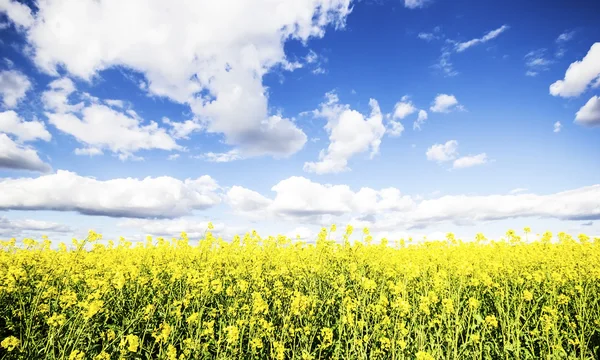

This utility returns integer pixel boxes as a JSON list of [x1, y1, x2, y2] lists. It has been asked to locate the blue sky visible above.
[[0, 0, 599, 243]]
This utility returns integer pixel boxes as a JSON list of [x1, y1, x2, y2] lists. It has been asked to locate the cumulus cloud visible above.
[[393, 96, 417, 119], [42, 78, 183, 159], [1, 0, 352, 158], [0, 216, 71, 236], [226, 176, 600, 229], [303, 92, 385, 174], [0, 70, 31, 108], [387, 120, 405, 137], [427, 140, 487, 169], [550, 43, 600, 97], [426, 140, 458, 162], [162, 117, 203, 139], [41, 78, 84, 113], [0, 133, 52, 173], [226, 185, 273, 220], [0, 170, 221, 218], [0, 0, 33, 28], [455, 25, 509, 52], [575, 96, 600, 126], [452, 153, 488, 169], [430, 94, 463, 113], [0, 110, 51, 142], [286, 226, 313, 240]]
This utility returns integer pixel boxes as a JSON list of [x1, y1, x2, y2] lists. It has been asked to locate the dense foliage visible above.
[[1, 227, 600, 359]]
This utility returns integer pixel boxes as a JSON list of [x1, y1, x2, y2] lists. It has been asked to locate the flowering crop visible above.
[[1, 227, 600, 359]]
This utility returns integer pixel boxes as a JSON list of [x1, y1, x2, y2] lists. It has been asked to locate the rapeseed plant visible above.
[[0, 228, 599, 359]]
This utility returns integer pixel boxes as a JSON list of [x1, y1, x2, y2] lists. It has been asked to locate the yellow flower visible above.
[[320, 327, 334, 349], [468, 297, 480, 310], [47, 313, 67, 327], [94, 351, 111, 360], [523, 289, 533, 302], [442, 298, 455, 314], [186, 312, 200, 324], [485, 315, 498, 328], [124, 334, 139, 353], [166, 344, 178, 360], [416, 351, 435, 360], [272, 341, 285, 360], [1, 336, 20, 352], [69, 350, 85, 360], [225, 325, 240, 345]]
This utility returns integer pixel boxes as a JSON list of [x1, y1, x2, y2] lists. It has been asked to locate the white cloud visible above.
[[556, 30, 575, 43], [304, 49, 327, 74], [0, 110, 51, 142], [404, 0, 430, 9], [104, 99, 125, 108], [42, 79, 183, 158], [162, 117, 203, 139], [575, 96, 600, 126], [167, 154, 180, 161], [0, 170, 221, 218], [2, 0, 352, 158], [286, 226, 313, 240], [550, 43, 600, 97], [413, 110, 428, 130], [555, 30, 575, 58], [524, 49, 552, 75], [0, 70, 31, 108], [387, 120, 404, 137], [226, 185, 273, 217], [0, 133, 52, 173], [434, 50, 458, 77], [453, 153, 488, 169], [74, 147, 103, 156], [426, 140, 458, 162], [0, 0, 33, 28], [225, 176, 600, 229], [267, 177, 415, 219], [393, 98, 417, 119], [553, 121, 562, 133], [455, 25, 509, 52], [427, 140, 487, 169], [41, 78, 84, 113], [303, 92, 385, 174], [0, 216, 71, 236], [418, 33, 435, 41], [203, 149, 242, 163], [430, 94, 463, 113]]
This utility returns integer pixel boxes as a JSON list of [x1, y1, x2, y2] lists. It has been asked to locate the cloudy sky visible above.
[[0, 0, 599, 243]]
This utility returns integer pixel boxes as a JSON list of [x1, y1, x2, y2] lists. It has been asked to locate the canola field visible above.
[[1, 226, 600, 359]]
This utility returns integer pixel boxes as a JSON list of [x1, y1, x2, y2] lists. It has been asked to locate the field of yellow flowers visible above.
[[1, 226, 600, 359]]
